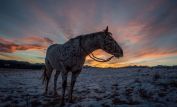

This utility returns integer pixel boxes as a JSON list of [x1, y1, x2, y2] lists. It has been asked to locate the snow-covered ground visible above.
[[0, 67, 177, 107]]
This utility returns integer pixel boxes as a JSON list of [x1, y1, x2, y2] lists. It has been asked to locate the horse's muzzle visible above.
[[114, 48, 123, 58]]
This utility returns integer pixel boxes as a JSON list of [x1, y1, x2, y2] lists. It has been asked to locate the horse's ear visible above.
[[104, 26, 108, 32]]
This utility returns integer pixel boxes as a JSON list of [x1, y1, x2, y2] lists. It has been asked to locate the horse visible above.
[[42, 26, 123, 106]]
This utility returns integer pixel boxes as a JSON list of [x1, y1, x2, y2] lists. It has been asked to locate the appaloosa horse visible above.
[[42, 26, 123, 106]]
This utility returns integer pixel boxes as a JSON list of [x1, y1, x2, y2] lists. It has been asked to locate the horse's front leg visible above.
[[68, 70, 81, 103], [61, 72, 68, 106]]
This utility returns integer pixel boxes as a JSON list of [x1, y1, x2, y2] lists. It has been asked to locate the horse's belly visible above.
[[64, 57, 85, 72], [47, 55, 85, 71]]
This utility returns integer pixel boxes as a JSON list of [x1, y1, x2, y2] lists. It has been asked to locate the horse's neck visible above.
[[81, 35, 101, 56]]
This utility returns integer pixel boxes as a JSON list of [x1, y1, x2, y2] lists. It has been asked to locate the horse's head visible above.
[[99, 26, 123, 58]]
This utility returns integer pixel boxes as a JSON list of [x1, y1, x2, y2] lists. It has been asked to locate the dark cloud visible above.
[[141, 0, 177, 37]]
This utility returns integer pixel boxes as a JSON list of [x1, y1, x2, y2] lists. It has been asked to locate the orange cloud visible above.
[[0, 43, 45, 53], [85, 48, 177, 68], [0, 37, 14, 44], [20, 36, 53, 44], [0, 36, 53, 53], [136, 50, 177, 59]]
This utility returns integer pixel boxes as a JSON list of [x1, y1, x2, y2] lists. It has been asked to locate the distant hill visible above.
[[0, 60, 44, 69], [84, 65, 177, 69]]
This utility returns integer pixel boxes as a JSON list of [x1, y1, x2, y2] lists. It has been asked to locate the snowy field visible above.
[[0, 67, 177, 107]]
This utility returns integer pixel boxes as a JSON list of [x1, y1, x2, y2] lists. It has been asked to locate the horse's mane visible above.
[[67, 31, 103, 43]]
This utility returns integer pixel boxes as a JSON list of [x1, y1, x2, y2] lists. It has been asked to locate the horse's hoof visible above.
[[42, 92, 47, 96], [69, 99, 74, 103], [59, 102, 65, 107], [53, 92, 59, 97]]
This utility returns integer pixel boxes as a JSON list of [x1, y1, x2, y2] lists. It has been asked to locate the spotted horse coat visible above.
[[42, 26, 123, 106]]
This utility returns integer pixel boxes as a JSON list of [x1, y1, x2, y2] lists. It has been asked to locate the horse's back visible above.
[[47, 44, 58, 50], [46, 43, 62, 54]]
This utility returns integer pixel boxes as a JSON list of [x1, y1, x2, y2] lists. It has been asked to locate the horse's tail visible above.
[[41, 65, 48, 85]]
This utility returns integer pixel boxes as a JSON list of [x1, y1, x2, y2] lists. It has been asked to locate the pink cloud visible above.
[[0, 36, 53, 53]]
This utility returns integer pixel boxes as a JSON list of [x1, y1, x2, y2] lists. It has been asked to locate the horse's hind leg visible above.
[[45, 60, 53, 94], [45, 70, 52, 94], [53, 70, 60, 95], [56, 62, 67, 106], [61, 71, 68, 106]]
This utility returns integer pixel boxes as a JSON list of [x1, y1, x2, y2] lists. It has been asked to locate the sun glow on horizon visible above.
[[0, 0, 177, 67]]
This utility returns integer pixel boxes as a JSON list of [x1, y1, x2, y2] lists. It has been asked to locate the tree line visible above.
[[0, 60, 44, 69]]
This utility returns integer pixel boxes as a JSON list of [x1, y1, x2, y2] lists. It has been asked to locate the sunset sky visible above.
[[0, 0, 177, 67]]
